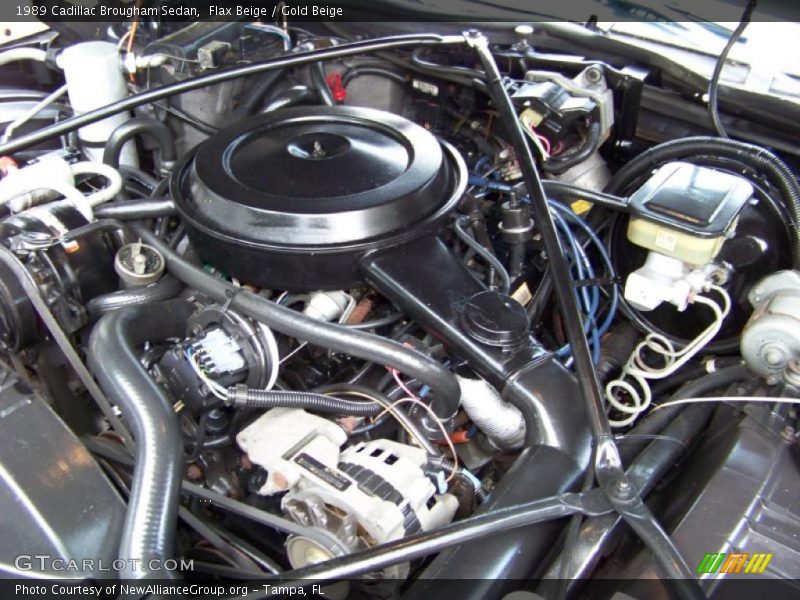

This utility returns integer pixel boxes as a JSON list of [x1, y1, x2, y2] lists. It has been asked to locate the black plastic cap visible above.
[[461, 291, 530, 347]]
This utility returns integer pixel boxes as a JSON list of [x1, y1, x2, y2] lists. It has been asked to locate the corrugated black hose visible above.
[[226, 386, 381, 416]]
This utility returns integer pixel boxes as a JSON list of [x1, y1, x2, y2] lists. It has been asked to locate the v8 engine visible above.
[[0, 14, 799, 600]]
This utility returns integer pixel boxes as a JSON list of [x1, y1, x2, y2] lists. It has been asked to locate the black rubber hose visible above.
[[411, 47, 488, 89], [648, 356, 744, 398], [542, 121, 602, 175], [227, 386, 381, 416], [263, 86, 317, 112], [526, 269, 553, 323], [87, 300, 194, 580], [61, 218, 126, 243], [508, 243, 526, 279], [130, 224, 461, 420], [453, 217, 510, 294], [86, 275, 184, 317], [310, 62, 335, 106], [542, 180, 629, 212], [93, 197, 176, 220], [460, 193, 498, 287], [119, 166, 159, 194], [238, 69, 285, 115], [619, 363, 750, 465], [153, 101, 218, 135], [102, 117, 177, 170], [708, 0, 757, 138], [605, 136, 800, 266], [342, 65, 406, 88], [664, 362, 750, 402]]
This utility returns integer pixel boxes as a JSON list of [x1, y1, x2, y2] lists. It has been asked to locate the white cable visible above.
[[256, 323, 280, 390], [520, 116, 550, 161], [606, 285, 731, 427], [377, 396, 459, 482], [8, 180, 91, 220], [186, 348, 229, 401], [0, 47, 47, 67], [279, 341, 307, 365], [338, 293, 357, 324], [651, 396, 800, 412]]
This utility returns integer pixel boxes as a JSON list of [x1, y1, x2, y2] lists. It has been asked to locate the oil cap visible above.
[[461, 291, 530, 347]]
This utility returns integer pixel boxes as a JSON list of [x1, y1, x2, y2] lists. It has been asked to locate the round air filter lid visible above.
[[174, 106, 463, 248]]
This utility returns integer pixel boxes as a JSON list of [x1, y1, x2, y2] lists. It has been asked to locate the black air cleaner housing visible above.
[[172, 106, 465, 291]]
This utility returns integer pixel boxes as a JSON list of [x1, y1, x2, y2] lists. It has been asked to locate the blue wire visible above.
[[552, 212, 601, 363], [548, 202, 619, 338], [474, 155, 491, 175], [466, 171, 618, 365], [551, 210, 600, 361], [553, 211, 595, 322], [467, 175, 512, 192]]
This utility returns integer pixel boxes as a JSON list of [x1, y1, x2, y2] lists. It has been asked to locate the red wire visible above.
[[529, 122, 551, 155]]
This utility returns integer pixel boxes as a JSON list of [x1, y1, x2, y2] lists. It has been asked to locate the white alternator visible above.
[[236, 408, 458, 578]]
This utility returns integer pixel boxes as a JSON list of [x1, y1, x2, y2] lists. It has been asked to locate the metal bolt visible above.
[[612, 478, 634, 500], [585, 66, 603, 83], [514, 24, 534, 49], [709, 267, 730, 286], [764, 346, 785, 367], [514, 24, 534, 38]]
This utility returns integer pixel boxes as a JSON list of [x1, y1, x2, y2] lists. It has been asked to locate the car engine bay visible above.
[[0, 15, 799, 599]]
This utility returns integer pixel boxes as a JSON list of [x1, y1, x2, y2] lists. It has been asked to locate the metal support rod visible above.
[[542, 403, 715, 585], [465, 30, 613, 450], [464, 31, 703, 592], [228, 489, 612, 599]]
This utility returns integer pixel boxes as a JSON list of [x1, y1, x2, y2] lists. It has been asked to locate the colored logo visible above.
[[696, 552, 772, 575]]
